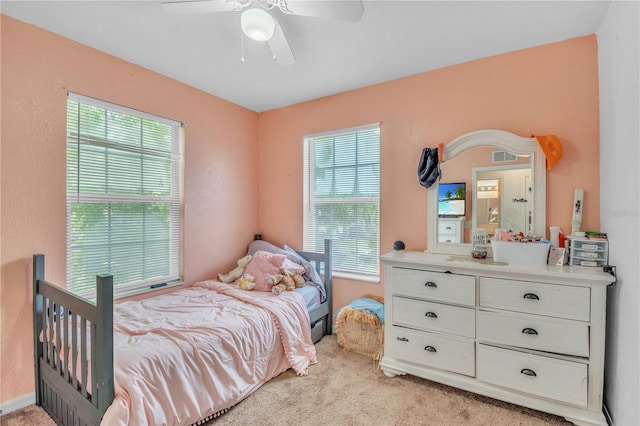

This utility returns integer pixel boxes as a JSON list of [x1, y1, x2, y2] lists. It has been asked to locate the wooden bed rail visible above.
[[33, 254, 114, 426], [296, 239, 333, 336]]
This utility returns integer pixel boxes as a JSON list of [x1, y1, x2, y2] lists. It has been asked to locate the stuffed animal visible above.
[[268, 274, 295, 295], [290, 273, 306, 288], [218, 254, 252, 283], [235, 273, 255, 290], [268, 273, 305, 295]]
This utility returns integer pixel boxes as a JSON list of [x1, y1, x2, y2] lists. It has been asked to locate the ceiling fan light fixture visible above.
[[241, 7, 276, 41]]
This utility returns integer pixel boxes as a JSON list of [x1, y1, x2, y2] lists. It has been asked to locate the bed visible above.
[[33, 239, 333, 425]]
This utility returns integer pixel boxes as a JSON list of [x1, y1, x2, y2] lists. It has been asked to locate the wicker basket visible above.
[[335, 295, 384, 361]]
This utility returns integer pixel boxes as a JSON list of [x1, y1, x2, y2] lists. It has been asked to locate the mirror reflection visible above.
[[476, 178, 500, 232], [473, 164, 532, 240], [436, 148, 532, 244]]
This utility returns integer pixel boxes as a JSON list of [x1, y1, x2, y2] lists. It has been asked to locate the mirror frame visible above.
[[426, 129, 546, 256]]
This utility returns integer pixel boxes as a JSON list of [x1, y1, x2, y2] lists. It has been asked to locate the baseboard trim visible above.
[[603, 403, 614, 426], [0, 393, 36, 416]]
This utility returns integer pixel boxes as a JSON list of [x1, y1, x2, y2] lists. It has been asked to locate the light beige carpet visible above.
[[1, 335, 570, 426]]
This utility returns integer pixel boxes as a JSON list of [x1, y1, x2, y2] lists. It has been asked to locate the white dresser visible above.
[[437, 217, 464, 243], [381, 251, 615, 426]]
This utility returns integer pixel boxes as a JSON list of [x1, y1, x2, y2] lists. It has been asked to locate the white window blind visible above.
[[66, 93, 182, 299], [303, 123, 380, 279]]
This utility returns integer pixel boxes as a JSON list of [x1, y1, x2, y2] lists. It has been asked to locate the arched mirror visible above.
[[426, 129, 546, 256]]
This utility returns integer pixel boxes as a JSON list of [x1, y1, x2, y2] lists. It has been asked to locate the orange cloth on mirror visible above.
[[532, 134, 563, 170]]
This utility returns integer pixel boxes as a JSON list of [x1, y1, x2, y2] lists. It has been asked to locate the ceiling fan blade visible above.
[[161, 0, 236, 14], [284, 0, 364, 22], [268, 20, 295, 66]]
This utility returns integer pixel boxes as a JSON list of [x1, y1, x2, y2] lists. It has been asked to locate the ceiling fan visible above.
[[161, 0, 364, 66]]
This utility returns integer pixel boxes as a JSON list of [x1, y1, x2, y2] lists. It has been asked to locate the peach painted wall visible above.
[[257, 36, 600, 311], [0, 15, 601, 407], [0, 16, 259, 403]]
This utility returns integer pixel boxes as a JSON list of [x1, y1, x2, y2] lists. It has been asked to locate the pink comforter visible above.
[[101, 281, 316, 425]]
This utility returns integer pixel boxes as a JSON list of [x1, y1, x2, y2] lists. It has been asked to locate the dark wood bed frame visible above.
[[33, 239, 332, 426]]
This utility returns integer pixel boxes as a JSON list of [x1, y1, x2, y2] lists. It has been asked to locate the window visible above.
[[66, 93, 182, 299], [303, 124, 380, 280]]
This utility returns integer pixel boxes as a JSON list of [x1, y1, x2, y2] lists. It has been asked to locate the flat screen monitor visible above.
[[438, 182, 466, 217]]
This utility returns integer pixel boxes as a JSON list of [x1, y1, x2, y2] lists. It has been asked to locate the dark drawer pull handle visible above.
[[425, 312, 438, 319], [521, 368, 537, 377], [424, 346, 437, 353], [445, 226, 452, 230], [522, 328, 538, 335], [523, 293, 540, 301], [396, 337, 409, 342], [425, 281, 437, 288]]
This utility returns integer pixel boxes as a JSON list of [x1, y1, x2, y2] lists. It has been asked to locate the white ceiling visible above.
[[1, 1, 611, 112]]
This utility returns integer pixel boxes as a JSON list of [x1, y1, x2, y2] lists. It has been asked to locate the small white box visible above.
[[490, 241, 551, 266], [568, 237, 608, 267]]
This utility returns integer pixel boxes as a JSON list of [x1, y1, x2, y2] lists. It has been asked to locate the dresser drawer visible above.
[[479, 277, 590, 321], [438, 221, 458, 233], [437, 219, 463, 243], [438, 233, 459, 244], [477, 344, 588, 407], [393, 296, 475, 338], [393, 268, 475, 307], [478, 311, 589, 357], [389, 326, 475, 376]]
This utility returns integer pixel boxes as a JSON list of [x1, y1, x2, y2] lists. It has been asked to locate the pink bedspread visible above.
[[101, 281, 316, 425]]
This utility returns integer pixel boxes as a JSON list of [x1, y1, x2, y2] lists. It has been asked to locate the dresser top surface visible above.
[[381, 251, 615, 285]]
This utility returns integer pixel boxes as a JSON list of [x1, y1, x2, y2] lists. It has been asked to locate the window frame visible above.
[[303, 123, 381, 282], [66, 92, 184, 299]]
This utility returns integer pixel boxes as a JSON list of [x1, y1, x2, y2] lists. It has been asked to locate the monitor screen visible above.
[[438, 182, 466, 217]]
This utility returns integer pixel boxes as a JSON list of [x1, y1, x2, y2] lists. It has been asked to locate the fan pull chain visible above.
[[240, 27, 245, 63]]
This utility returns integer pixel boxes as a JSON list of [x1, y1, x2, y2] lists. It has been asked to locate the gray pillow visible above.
[[247, 240, 289, 257], [283, 245, 326, 303]]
